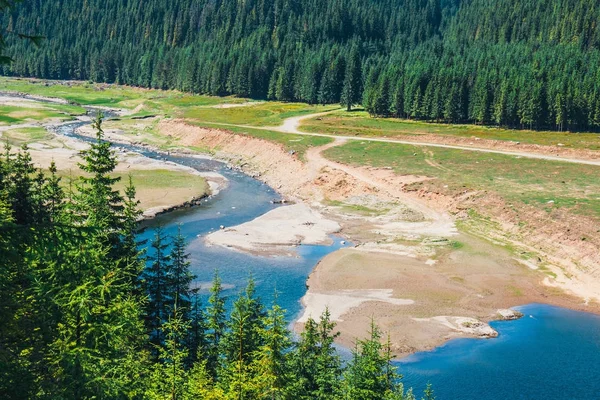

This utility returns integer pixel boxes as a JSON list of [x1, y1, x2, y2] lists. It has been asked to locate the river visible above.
[[52, 109, 600, 400], [53, 113, 346, 320]]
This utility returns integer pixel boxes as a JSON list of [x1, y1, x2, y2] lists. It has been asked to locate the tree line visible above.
[[2, 0, 598, 130], [0, 115, 434, 399]]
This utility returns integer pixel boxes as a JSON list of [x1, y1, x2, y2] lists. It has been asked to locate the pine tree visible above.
[[186, 293, 207, 368], [121, 175, 145, 292], [146, 305, 190, 400], [288, 308, 342, 399], [341, 319, 409, 400], [205, 271, 227, 376], [144, 227, 172, 356], [75, 113, 125, 256], [168, 225, 196, 319], [250, 298, 291, 399], [341, 45, 362, 111]]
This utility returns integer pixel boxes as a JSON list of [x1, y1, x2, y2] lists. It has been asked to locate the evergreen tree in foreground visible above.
[[0, 121, 433, 399]]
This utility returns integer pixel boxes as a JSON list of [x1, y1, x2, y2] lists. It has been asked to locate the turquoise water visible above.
[[57, 110, 600, 399], [399, 304, 600, 400], [135, 157, 346, 320]]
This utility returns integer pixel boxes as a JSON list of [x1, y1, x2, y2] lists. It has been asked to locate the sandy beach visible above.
[[205, 203, 340, 255]]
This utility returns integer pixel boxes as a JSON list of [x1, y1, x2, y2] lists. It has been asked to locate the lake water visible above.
[[399, 304, 600, 400], [57, 109, 600, 399]]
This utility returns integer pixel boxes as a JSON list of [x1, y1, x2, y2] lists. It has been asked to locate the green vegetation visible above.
[[113, 169, 210, 197], [323, 140, 600, 217], [183, 102, 332, 127], [0, 78, 244, 112], [191, 122, 333, 161], [302, 111, 600, 150], [0, 126, 52, 145], [4, 0, 600, 130], [0, 103, 82, 125], [0, 117, 426, 399]]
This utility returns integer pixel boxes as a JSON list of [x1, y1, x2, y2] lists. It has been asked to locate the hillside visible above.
[[2, 0, 600, 130]]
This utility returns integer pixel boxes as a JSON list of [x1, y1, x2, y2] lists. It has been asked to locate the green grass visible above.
[[183, 102, 333, 127], [302, 110, 600, 150], [115, 170, 209, 194], [0, 127, 54, 145], [323, 140, 600, 217], [0, 77, 245, 112], [0, 105, 77, 125], [190, 121, 333, 161]]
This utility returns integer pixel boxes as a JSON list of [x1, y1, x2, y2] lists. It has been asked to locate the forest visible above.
[[2, 0, 600, 130], [0, 115, 433, 399]]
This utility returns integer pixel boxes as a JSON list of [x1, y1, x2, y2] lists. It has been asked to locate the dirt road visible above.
[[207, 111, 600, 167]]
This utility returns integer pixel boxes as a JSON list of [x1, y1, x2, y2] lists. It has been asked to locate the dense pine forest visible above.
[[2, 0, 600, 130], [0, 116, 431, 399]]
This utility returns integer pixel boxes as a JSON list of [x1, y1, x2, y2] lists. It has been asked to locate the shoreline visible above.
[[0, 93, 227, 225], [4, 91, 600, 359]]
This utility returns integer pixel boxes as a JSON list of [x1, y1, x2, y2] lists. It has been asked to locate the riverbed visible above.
[[40, 102, 600, 399]]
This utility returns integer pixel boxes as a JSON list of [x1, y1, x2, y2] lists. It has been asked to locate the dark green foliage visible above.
[[5, 0, 600, 130], [144, 226, 172, 356], [0, 118, 147, 399], [0, 113, 430, 399]]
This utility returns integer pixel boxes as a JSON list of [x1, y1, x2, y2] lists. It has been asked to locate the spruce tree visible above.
[[168, 225, 196, 319], [144, 227, 172, 356], [205, 271, 227, 376], [341, 45, 362, 111]]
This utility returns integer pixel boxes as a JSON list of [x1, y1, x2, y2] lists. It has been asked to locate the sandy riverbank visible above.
[[205, 203, 340, 256], [151, 118, 600, 356]]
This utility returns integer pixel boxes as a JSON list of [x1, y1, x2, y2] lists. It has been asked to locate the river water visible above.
[[54, 111, 600, 400], [54, 116, 346, 320]]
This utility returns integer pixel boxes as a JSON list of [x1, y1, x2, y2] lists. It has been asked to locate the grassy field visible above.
[[182, 102, 333, 127], [323, 140, 600, 218], [0, 103, 85, 125], [0, 115, 210, 212], [188, 121, 333, 161], [302, 110, 600, 150], [0, 77, 246, 113], [0, 78, 332, 128], [117, 169, 207, 190], [0, 127, 54, 145]]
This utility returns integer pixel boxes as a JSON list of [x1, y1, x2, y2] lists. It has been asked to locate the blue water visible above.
[[55, 108, 600, 399], [56, 112, 346, 319], [138, 164, 346, 319], [399, 304, 600, 400]]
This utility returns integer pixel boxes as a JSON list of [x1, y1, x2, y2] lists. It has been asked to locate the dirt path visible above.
[[304, 138, 457, 237], [206, 111, 600, 167]]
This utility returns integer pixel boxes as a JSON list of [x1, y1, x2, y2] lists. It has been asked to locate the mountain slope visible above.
[[2, 0, 600, 130]]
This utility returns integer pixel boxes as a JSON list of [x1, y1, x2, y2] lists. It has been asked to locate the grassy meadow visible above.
[[301, 110, 600, 150], [323, 140, 600, 218]]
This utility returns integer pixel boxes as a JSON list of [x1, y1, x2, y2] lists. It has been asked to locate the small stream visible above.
[[54, 111, 345, 320]]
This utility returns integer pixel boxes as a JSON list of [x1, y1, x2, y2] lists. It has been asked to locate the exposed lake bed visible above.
[[3, 90, 600, 399]]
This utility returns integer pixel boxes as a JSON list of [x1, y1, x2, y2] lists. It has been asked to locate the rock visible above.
[[497, 309, 524, 321]]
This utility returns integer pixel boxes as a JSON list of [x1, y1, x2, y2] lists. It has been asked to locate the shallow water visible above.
[[55, 110, 600, 399], [399, 304, 600, 400], [56, 113, 345, 318], [138, 166, 346, 319]]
